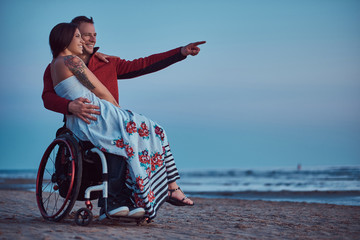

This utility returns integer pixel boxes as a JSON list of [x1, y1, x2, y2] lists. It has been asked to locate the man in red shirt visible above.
[[42, 16, 205, 220]]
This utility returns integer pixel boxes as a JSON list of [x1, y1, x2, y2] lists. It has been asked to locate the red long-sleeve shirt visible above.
[[42, 47, 186, 114]]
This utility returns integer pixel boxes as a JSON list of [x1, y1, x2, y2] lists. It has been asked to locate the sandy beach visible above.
[[0, 188, 359, 240]]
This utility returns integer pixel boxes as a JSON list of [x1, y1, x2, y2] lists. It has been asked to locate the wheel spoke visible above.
[[36, 136, 81, 222], [41, 179, 51, 193]]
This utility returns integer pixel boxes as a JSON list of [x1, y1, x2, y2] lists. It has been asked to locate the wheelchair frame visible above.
[[36, 128, 146, 226]]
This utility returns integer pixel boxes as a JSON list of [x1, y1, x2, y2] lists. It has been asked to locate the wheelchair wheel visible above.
[[36, 134, 82, 222], [75, 208, 93, 226]]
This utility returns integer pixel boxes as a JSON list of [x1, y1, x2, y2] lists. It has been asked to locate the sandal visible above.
[[166, 187, 194, 206]]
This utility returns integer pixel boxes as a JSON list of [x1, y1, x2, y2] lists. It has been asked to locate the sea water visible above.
[[177, 165, 360, 206], [1, 165, 359, 206]]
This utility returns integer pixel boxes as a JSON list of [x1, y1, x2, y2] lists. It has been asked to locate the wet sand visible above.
[[0, 189, 359, 239]]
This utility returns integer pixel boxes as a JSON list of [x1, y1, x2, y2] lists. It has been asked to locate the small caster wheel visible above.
[[75, 208, 93, 226]]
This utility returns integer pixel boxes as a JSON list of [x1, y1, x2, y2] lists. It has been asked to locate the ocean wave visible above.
[[1, 166, 359, 205]]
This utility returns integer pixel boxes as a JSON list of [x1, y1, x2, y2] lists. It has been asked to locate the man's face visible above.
[[78, 22, 96, 55]]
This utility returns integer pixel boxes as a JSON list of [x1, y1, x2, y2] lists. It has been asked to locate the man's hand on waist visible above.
[[68, 97, 100, 124]]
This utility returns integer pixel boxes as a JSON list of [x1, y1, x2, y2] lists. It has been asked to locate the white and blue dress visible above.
[[55, 76, 179, 219]]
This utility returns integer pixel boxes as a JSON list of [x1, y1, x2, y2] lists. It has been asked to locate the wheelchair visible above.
[[35, 126, 146, 226]]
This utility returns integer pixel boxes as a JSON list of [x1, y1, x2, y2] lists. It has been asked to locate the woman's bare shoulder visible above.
[[53, 55, 79, 68], [51, 56, 74, 84]]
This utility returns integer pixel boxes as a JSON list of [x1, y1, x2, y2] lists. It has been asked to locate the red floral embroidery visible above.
[[151, 152, 163, 167], [153, 152, 162, 162], [139, 150, 150, 164], [134, 193, 145, 208], [148, 152, 164, 173], [138, 122, 149, 138], [141, 122, 147, 129], [136, 176, 144, 191], [113, 138, 134, 158], [125, 145, 134, 158], [154, 125, 165, 141], [115, 138, 125, 148], [148, 190, 155, 203], [126, 121, 137, 134]]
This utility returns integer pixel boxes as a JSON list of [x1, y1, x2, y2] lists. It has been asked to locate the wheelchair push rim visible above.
[[36, 137, 81, 221]]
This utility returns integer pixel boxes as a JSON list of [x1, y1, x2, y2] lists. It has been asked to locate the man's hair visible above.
[[71, 16, 94, 26], [49, 22, 78, 58]]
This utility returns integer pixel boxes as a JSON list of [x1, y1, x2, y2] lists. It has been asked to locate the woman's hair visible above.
[[49, 22, 78, 58], [71, 16, 94, 26]]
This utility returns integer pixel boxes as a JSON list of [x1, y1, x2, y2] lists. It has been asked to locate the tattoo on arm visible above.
[[64, 55, 95, 90]]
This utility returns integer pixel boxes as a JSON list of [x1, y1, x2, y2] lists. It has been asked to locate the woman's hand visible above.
[[94, 52, 118, 63]]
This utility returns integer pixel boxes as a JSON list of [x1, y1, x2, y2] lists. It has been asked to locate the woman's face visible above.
[[67, 28, 85, 55]]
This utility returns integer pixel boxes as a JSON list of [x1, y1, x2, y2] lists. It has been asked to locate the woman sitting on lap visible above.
[[49, 23, 194, 220]]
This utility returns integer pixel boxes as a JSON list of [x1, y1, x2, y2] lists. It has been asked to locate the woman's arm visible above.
[[64, 55, 119, 107]]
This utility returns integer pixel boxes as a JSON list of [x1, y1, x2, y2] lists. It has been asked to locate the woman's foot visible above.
[[167, 182, 194, 206]]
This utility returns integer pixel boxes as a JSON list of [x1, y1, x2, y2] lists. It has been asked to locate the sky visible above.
[[0, 0, 359, 170]]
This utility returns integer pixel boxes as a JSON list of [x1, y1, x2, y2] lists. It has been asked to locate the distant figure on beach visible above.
[[43, 17, 205, 220]]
